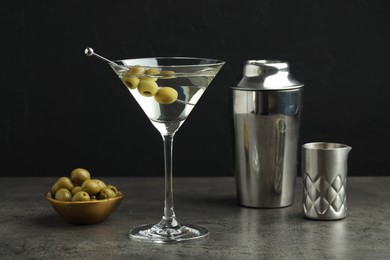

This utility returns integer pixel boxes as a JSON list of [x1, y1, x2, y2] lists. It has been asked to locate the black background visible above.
[[1, 0, 388, 177]]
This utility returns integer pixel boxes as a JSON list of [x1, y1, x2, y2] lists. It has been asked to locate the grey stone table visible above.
[[0, 177, 389, 259]]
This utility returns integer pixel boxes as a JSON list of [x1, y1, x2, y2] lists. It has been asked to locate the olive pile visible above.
[[121, 66, 179, 105], [50, 168, 120, 202]]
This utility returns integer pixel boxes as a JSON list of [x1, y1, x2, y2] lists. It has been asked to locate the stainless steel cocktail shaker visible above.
[[232, 60, 303, 208]]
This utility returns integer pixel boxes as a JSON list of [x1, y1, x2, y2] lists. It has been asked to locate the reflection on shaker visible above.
[[245, 116, 260, 177], [274, 118, 287, 194], [243, 118, 249, 150]]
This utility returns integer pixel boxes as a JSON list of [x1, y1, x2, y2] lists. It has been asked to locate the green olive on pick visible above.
[[137, 80, 158, 97], [155, 87, 178, 104], [122, 76, 140, 89]]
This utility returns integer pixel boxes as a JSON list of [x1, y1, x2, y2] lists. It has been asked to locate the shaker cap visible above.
[[233, 60, 303, 90]]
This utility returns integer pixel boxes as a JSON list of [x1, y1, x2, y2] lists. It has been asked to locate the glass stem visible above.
[[161, 133, 179, 228]]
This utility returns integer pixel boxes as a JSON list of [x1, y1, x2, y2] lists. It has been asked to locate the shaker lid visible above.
[[232, 60, 303, 90]]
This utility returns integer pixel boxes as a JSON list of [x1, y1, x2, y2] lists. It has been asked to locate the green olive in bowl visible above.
[[55, 188, 72, 201], [72, 191, 90, 202], [81, 180, 101, 195], [71, 168, 91, 185]]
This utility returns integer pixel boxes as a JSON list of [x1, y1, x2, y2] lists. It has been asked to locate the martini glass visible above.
[[85, 48, 224, 243]]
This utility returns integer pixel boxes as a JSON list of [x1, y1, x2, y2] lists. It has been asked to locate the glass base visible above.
[[129, 223, 209, 243]]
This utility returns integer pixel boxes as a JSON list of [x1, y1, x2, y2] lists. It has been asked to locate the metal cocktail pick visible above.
[[84, 47, 122, 68], [84, 47, 194, 105]]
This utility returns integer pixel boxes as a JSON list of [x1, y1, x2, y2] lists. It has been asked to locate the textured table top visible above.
[[0, 177, 389, 259]]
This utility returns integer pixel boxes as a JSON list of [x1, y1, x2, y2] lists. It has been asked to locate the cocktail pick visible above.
[[85, 47, 195, 105], [84, 47, 124, 69]]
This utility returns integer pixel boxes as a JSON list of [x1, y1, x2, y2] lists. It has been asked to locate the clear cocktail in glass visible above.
[[109, 57, 224, 243]]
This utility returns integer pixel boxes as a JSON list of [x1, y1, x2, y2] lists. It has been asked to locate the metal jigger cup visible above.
[[302, 142, 352, 220]]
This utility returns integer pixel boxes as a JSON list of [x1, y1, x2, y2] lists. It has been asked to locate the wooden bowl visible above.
[[46, 192, 124, 224]]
